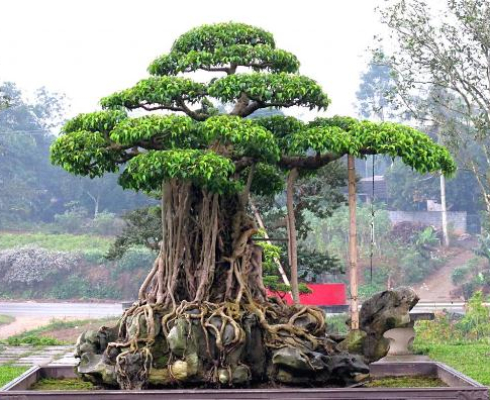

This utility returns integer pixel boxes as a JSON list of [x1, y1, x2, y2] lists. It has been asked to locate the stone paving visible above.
[[0, 345, 77, 366]]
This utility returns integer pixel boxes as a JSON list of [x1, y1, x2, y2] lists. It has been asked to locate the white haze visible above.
[[0, 0, 380, 120]]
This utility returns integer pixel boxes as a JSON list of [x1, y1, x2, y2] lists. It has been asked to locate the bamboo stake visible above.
[[250, 200, 291, 287], [286, 168, 300, 304], [348, 155, 359, 330]]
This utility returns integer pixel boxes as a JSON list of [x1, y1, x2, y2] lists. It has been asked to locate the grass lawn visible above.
[[0, 232, 112, 252], [0, 315, 14, 326], [0, 365, 28, 387], [415, 342, 490, 386], [2, 317, 119, 346]]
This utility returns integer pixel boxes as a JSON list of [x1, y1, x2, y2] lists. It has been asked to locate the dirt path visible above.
[[416, 247, 474, 302], [0, 316, 57, 339]]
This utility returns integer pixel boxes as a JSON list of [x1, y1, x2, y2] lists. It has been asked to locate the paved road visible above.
[[414, 302, 466, 313], [1, 301, 475, 318], [0, 301, 123, 318]]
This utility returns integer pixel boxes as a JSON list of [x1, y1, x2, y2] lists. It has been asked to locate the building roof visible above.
[[358, 175, 387, 200]]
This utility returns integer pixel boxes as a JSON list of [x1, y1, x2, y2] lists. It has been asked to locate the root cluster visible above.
[[91, 299, 329, 389], [75, 181, 369, 389]]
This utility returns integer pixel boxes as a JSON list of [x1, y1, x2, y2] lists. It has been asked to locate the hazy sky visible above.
[[0, 0, 380, 120]]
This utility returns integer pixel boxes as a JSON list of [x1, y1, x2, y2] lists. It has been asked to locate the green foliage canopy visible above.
[[51, 22, 456, 196]]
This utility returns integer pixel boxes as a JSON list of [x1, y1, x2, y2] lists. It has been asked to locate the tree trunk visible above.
[[440, 173, 449, 247], [348, 155, 359, 330], [137, 180, 267, 306], [86, 191, 100, 219], [286, 168, 300, 304]]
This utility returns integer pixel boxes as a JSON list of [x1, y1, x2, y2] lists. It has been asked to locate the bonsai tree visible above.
[[51, 22, 455, 389]]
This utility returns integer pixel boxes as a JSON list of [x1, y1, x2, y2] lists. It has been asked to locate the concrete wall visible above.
[[388, 211, 467, 234]]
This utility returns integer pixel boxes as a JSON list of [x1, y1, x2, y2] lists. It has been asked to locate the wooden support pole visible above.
[[348, 155, 359, 330], [286, 168, 300, 304], [250, 200, 291, 287], [440, 172, 449, 247]]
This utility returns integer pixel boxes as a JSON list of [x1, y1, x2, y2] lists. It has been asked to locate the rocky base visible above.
[[75, 287, 418, 390]]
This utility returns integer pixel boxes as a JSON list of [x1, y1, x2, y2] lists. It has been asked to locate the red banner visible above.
[[267, 283, 346, 306]]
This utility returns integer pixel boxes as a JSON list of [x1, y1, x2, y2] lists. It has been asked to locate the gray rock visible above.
[[339, 287, 419, 363], [327, 353, 370, 385], [360, 286, 418, 336], [167, 318, 187, 358], [232, 365, 251, 384], [243, 313, 266, 379], [272, 347, 311, 371]]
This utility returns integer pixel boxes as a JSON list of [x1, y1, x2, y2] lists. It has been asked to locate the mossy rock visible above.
[[167, 318, 188, 358], [337, 329, 367, 354], [148, 368, 171, 385]]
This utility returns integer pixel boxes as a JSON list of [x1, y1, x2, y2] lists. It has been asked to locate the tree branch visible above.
[[176, 99, 208, 121], [279, 153, 341, 170]]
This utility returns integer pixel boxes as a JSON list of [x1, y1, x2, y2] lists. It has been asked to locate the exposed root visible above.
[[98, 296, 331, 389], [78, 181, 364, 390]]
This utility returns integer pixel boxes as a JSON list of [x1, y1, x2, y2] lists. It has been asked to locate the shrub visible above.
[[415, 291, 490, 344], [415, 227, 440, 251], [53, 206, 89, 234], [4, 335, 64, 346], [89, 211, 124, 236], [391, 221, 429, 244], [452, 266, 469, 285], [115, 248, 156, 274], [399, 248, 441, 284], [358, 282, 386, 299], [456, 291, 490, 341], [50, 274, 119, 300], [0, 246, 80, 287], [82, 249, 106, 264], [415, 313, 461, 345], [255, 238, 281, 275], [326, 314, 349, 335]]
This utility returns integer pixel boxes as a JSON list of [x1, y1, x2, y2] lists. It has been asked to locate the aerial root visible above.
[[103, 298, 327, 389]]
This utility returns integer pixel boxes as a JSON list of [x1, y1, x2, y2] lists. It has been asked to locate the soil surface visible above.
[[416, 247, 474, 302], [364, 376, 447, 388], [0, 316, 54, 339], [28, 376, 449, 390], [39, 319, 119, 344], [30, 378, 97, 391]]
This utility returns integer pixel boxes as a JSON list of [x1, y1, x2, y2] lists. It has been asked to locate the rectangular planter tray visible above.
[[1, 361, 488, 399]]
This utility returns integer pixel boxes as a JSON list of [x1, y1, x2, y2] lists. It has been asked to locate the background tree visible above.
[[252, 161, 347, 284], [377, 0, 490, 219], [51, 23, 455, 389], [0, 82, 152, 227], [0, 81, 9, 111], [354, 57, 399, 179], [356, 58, 396, 122]]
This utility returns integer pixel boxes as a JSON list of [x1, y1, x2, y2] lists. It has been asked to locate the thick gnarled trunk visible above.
[[74, 181, 370, 390], [138, 181, 267, 307]]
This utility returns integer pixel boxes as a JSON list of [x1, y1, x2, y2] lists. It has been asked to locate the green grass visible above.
[[0, 365, 28, 387], [365, 376, 446, 388], [326, 314, 349, 335], [0, 232, 112, 252], [3, 335, 65, 347], [30, 378, 97, 391], [414, 342, 490, 386], [0, 315, 14, 326], [30, 317, 117, 332], [1, 317, 118, 347]]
